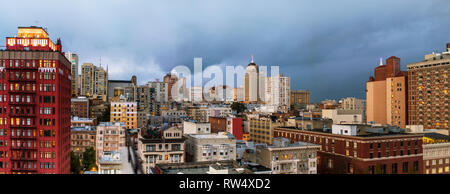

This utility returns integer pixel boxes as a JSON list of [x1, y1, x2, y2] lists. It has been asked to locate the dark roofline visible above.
[[109, 80, 132, 83]]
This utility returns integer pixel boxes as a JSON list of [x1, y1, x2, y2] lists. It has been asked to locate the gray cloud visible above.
[[1, 0, 449, 102]]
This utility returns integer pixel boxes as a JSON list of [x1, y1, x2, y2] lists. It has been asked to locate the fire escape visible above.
[[8, 61, 38, 174]]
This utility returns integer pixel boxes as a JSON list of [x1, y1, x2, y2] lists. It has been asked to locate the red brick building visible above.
[[71, 96, 90, 118], [274, 126, 423, 174], [0, 26, 71, 174]]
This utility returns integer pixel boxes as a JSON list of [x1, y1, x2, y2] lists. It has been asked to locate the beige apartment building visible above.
[[96, 122, 126, 159], [366, 56, 407, 128], [185, 132, 236, 162], [254, 137, 320, 174], [341, 97, 366, 110], [249, 116, 284, 145], [81, 63, 108, 101], [186, 106, 232, 122], [138, 126, 185, 174]]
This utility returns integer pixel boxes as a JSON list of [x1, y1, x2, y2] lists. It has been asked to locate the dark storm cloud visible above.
[[1, 0, 449, 102]]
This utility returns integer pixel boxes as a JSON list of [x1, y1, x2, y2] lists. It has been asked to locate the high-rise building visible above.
[[189, 86, 203, 102], [407, 44, 450, 131], [0, 26, 71, 174], [163, 73, 178, 102], [147, 80, 168, 103], [366, 56, 407, 128], [265, 74, 290, 111], [64, 52, 78, 97], [244, 57, 261, 103], [81, 63, 108, 101]]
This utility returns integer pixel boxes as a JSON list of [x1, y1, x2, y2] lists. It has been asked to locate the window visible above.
[[402, 162, 408, 173], [392, 163, 398, 174]]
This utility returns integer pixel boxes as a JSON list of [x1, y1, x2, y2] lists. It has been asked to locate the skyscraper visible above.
[[244, 56, 260, 103], [265, 74, 291, 111], [0, 26, 71, 174], [366, 56, 407, 128], [64, 52, 78, 97]]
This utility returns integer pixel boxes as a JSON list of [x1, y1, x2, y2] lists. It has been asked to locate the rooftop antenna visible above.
[[251, 54, 254, 63], [100, 56, 102, 68], [379, 57, 383, 66]]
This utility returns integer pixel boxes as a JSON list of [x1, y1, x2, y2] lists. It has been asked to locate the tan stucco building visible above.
[[366, 56, 407, 128]]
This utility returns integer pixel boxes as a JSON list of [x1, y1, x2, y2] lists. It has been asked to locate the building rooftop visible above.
[[108, 79, 133, 83], [277, 125, 421, 138], [71, 126, 96, 132], [268, 137, 320, 149], [99, 151, 121, 164], [155, 160, 243, 174], [71, 117, 94, 122], [187, 132, 236, 139], [424, 133, 450, 142], [98, 122, 126, 127]]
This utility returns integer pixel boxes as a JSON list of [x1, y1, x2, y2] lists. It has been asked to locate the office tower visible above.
[[366, 56, 407, 128], [0, 26, 71, 174], [64, 52, 78, 97], [407, 44, 450, 131]]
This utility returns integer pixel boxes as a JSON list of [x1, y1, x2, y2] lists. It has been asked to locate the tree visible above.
[[82, 147, 97, 171], [231, 102, 247, 114], [70, 151, 82, 174]]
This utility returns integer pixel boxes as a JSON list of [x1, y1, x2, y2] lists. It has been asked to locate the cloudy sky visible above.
[[1, 0, 449, 102]]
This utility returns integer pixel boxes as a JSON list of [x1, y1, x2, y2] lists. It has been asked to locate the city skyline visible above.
[[1, 0, 450, 102]]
